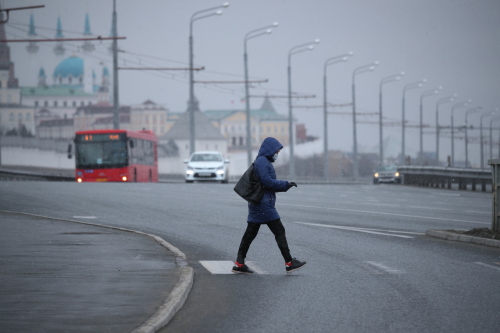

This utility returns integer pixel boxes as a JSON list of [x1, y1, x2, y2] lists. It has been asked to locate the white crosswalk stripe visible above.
[[199, 261, 268, 274]]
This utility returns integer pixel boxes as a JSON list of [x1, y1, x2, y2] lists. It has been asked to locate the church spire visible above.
[[53, 16, 65, 56], [81, 13, 95, 52], [26, 14, 39, 54], [0, 8, 19, 88]]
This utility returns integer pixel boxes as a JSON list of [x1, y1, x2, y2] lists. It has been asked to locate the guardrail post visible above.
[[488, 160, 499, 232]]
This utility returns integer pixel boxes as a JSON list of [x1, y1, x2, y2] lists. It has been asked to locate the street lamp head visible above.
[[438, 85, 443, 90], [417, 83, 423, 88], [342, 57, 348, 61], [314, 39, 320, 44], [422, 78, 427, 83], [400, 71, 405, 76], [216, 10, 223, 15], [272, 22, 279, 27], [369, 66, 375, 71], [222, 2, 230, 7], [453, 93, 458, 98], [373, 61, 379, 66], [348, 51, 354, 56], [395, 76, 401, 81], [266, 29, 272, 34], [308, 45, 314, 50]]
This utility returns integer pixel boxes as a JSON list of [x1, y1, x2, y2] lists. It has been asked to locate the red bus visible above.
[[69, 129, 158, 183]]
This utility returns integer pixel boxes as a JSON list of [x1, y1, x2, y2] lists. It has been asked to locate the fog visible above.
[[5, 0, 500, 166]]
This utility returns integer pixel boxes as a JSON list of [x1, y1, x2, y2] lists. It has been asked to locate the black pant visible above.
[[236, 219, 292, 263]]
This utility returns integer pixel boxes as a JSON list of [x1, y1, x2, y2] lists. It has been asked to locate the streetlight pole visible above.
[[419, 87, 441, 162], [287, 39, 320, 180], [112, 0, 119, 129], [450, 100, 471, 166], [323, 52, 353, 180], [489, 115, 500, 161], [188, 2, 229, 155], [480, 110, 498, 169], [379, 72, 404, 165], [464, 107, 481, 168], [244, 22, 278, 166], [401, 80, 425, 164], [435, 95, 456, 163], [352, 61, 378, 180]]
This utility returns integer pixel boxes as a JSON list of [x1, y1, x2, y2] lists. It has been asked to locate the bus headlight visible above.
[[77, 178, 83, 183], [374, 173, 379, 178], [395, 172, 400, 177], [122, 176, 128, 181]]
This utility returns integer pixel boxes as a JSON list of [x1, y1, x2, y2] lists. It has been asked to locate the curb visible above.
[[0, 210, 193, 333], [426, 229, 500, 248]]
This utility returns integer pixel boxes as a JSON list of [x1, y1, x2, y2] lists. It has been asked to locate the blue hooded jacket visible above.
[[247, 137, 289, 223]]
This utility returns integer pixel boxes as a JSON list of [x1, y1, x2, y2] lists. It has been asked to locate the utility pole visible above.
[[112, 0, 119, 129]]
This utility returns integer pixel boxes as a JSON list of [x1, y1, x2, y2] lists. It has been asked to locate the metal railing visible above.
[[0, 168, 74, 181], [398, 165, 491, 191]]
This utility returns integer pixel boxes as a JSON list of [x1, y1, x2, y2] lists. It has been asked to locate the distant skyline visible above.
[[3, 0, 500, 166]]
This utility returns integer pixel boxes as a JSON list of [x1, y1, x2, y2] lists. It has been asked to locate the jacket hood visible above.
[[257, 137, 283, 160]]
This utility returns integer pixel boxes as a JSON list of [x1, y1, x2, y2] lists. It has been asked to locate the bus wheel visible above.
[[185, 180, 193, 183]]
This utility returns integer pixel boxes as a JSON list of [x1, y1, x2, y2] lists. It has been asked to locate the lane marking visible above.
[[276, 202, 489, 225], [199, 261, 268, 274], [465, 210, 489, 215], [365, 261, 405, 274], [409, 206, 452, 211], [72, 216, 97, 219], [364, 203, 400, 207], [293, 222, 416, 238], [475, 262, 500, 272]]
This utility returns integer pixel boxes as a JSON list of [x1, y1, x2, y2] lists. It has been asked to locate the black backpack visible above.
[[233, 163, 265, 205]]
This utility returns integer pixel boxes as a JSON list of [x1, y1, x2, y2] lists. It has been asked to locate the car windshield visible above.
[[377, 165, 398, 172], [191, 153, 222, 162]]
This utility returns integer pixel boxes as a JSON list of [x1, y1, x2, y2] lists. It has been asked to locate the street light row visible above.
[[187, 3, 496, 180]]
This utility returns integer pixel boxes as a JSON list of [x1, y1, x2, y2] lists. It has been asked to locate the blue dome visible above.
[[53, 56, 83, 78]]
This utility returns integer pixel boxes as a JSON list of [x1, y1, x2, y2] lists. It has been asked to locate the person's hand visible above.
[[289, 182, 297, 188]]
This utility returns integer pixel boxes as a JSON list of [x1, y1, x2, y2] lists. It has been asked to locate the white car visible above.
[[184, 151, 229, 183]]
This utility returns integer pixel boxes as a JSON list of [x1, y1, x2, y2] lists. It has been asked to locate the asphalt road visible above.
[[0, 181, 498, 333]]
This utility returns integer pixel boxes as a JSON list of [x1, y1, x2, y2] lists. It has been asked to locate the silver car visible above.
[[373, 165, 401, 184], [184, 151, 229, 183]]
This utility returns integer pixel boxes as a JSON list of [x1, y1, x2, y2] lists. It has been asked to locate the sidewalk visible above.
[[0, 212, 190, 333]]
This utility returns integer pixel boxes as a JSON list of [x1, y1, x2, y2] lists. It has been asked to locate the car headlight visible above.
[[374, 173, 379, 177], [395, 172, 400, 177], [186, 166, 194, 175], [216, 166, 225, 175]]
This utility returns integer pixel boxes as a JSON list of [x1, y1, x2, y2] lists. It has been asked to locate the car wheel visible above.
[[185, 180, 193, 183], [373, 179, 379, 185]]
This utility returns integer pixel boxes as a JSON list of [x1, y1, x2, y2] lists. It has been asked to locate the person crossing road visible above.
[[232, 137, 306, 274]]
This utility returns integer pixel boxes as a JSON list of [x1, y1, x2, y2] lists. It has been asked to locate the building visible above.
[[74, 104, 131, 132], [203, 95, 290, 150], [130, 100, 169, 136], [0, 11, 35, 136], [21, 58, 110, 120]]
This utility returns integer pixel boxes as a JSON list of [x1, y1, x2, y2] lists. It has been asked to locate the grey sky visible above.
[[4, 0, 500, 165]]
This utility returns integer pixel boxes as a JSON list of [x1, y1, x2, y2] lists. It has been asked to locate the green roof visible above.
[[204, 109, 288, 121], [21, 86, 94, 97]]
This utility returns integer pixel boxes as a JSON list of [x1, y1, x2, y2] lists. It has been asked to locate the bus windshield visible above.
[[76, 139, 128, 169]]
